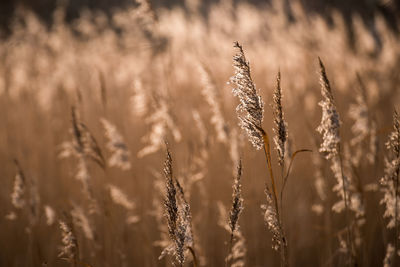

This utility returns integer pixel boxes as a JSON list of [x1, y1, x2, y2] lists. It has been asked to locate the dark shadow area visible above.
[[291, 0, 400, 54], [0, 0, 399, 53]]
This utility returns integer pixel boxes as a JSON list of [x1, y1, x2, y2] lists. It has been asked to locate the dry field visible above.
[[0, 0, 400, 266]]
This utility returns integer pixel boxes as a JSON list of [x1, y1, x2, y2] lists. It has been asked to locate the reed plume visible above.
[[348, 74, 377, 166], [230, 42, 287, 267], [58, 219, 79, 266], [157, 145, 199, 265], [384, 243, 395, 267], [175, 179, 198, 266], [175, 179, 194, 247], [316, 58, 355, 264], [71, 204, 94, 241], [164, 148, 178, 241], [348, 76, 369, 147], [44, 205, 56, 226], [230, 41, 264, 150], [272, 71, 287, 166], [108, 184, 136, 211], [137, 94, 181, 158], [130, 78, 148, 118], [162, 147, 193, 266], [9, 160, 41, 226], [100, 118, 131, 170], [60, 107, 105, 168], [59, 107, 102, 214], [177, 111, 208, 200], [380, 110, 400, 264], [199, 64, 229, 143], [11, 160, 26, 209], [229, 160, 243, 240], [316, 58, 341, 160], [217, 201, 246, 267], [261, 188, 285, 252]]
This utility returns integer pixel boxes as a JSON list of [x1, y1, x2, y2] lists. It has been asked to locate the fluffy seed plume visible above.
[[11, 160, 26, 209], [175, 179, 194, 250], [137, 95, 181, 158], [380, 111, 400, 230], [174, 215, 187, 266], [387, 110, 400, 156], [160, 147, 196, 266], [261, 188, 284, 252], [108, 184, 136, 211], [272, 71, 287, 166], [100, 118, 131, 170], [162, 147, 188, 265], [316, 58, 341, 159], [59, 108, 102, 214], [71, 204, 94, 240], [44, 205, 56, 226], [199, 64, 228, 143], [130, 79, 148, 118], [217, 202, 246, 267], [58, 219, 79, 264], [348, 77, 369, 147], [60, 107, 105, 168], [383, 243, 395, 267], [229, 160, 244, 238], [164, 148, 178, 240], [230, 41, 264, 150]]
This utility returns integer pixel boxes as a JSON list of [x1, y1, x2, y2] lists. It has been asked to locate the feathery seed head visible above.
[[348, 84, 369, 147], [198, 64, 228, 143], [108, 184, 136, 210], [272, 71, 287, 165], [63, 107, 105, 168], [386, 110, 400, 156], [230, 41, 264, 150], [261, 188, 283, 251], [101, 118, 131, 170], [383, 243, 395, 267], [162, 148, 192, 266], [163, 147, 178, 240], [229, 160, 244, 236], [71, 205, 94, 240], [11, 161, 26, 209], [58, 220, 78, 262], [44, 205, 55, 226], [175, 210, 188, 265], [316, 58, 341, 159], [175, 179, 194, 248], [380, 110, 400, 230]]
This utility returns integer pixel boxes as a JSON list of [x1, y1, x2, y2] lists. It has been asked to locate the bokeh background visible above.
[[0, 0, 399, 266]]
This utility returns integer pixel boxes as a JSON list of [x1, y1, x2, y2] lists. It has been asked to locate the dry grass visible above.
[[0, 0, 400, 266]]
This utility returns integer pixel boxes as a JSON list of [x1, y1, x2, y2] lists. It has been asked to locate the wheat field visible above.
[[0, 0, 400, 266]]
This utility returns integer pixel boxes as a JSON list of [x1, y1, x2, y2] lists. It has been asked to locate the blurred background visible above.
[[0, 0, 399, 266], [1, 0, 400, 38]]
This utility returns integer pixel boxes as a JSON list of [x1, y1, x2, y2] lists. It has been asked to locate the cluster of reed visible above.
[[1, 1, 400, 266]]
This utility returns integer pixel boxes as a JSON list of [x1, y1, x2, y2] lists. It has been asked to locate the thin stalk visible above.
[[394, 152, 399, 266], [395, 171, 399, 267], [395, 115, 400, 266], [262, 131, 288, 267], [262, 133, 279, 216], [188, 246, 198, 267], [280, 149, 312, 209], [337, 146, 356, 266], [279, 163, 285, 220]]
